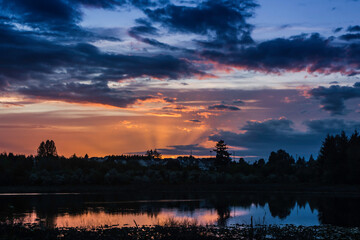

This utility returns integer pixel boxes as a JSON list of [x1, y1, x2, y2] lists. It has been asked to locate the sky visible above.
[[0, 0, 359, 161]]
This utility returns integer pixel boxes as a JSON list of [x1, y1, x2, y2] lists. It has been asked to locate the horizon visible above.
[[0, 134, 331, 162], [0, 0, 359, 160]]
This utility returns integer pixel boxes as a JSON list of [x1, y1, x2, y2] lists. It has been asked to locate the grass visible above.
[[156, 217, 199, 227]]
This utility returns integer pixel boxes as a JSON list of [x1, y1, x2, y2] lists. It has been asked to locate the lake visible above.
[[0, 191, 359, 228]]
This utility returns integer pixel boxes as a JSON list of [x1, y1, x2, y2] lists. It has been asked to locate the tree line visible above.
[[0, 131, 359, 185]]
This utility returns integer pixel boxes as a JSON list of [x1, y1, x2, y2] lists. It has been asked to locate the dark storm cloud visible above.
[[0, 0, 162, 42], [209, 118, 360, 159], [128, 30, 182, 51], [333, 27, 343, 33], [0, 0, 124, 42], [304, 119, 360, 133], [340, 33, 360, 41], [129, 25, 159, 36], [143, 0, 257, 48], [309, 82, 360, 115], [340, 24, 360, 41], [0, 23, 203, 83], [0, 1, 211, 108], [0, 20, 207, 107], [347, 25, 360, 32], [128, 18, 196, 52], [208, 104, 241, 111], [1, 0, 360, 109], [18, 82, 153, 108], [2, 0, 359, 79], [1, 0, 81, 25], [0, 0, 167, 28], [129, 19, 159, 36], [0, 0, 148, 26], [201, 33, 360, 75], [74, 0, 127, 8]]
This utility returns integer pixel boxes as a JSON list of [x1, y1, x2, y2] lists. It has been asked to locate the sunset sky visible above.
[[0, 0, 359, 160]]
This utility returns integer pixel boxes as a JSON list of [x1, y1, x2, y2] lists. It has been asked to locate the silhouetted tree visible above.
[[213, 140, 231, 166], [308, 154, 315, 163], [1, 130, 360, 186], [268, 195, 296, 219], [316, 130, 360, 184], [37, 140, 57, 158], [318, 131, 350, 183], [267, 149, 295, 176], [295, 157, 306, 168], [146, 149, 162, 159], [347, 130, 360, 183], [257, 158, 265, 167], [37, 142, 46, 157]]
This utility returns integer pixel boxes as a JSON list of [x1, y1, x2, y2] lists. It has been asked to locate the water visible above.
[[0, 191, 359, 228]]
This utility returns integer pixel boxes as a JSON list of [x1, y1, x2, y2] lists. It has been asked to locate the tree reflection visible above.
[[1, 192, 360, 228], [267, 194, 296, 219]]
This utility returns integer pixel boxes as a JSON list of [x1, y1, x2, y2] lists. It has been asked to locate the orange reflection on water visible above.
[[15, 208, 249, 228], [54, 209, 220, 228]]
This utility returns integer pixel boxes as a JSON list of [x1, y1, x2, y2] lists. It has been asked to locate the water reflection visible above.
[[0, 192, 359, 228]]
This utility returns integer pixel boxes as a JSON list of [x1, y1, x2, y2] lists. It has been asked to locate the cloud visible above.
[[18, 81, 153, 108], [1, 0, 81, 26], [0, 22, 205, 84], [0, 0, 157, 42], [201, 33, 360, 75], [347, 25, 360, 32], [232, 99, 245, 105], [143, 0, 257, 48], [340, 33, 360, 41], [309, 82, 360, 115], [304, 119, 360, 133], [0, 0, 100, 42], [129, 25, 159, 38], [0, 0, 144, 27], [0, 20, 209, 107], [208, 104, 240, 111], [186, 119, 202, 123], [158, 144, 210, 155], [128, 29, 182, 51], [2, 0, 359, 86], [209, 118, 360, 159], [1, 0, 359, 111], [333, 27, 343, 33], [129, 19, 159, 36]]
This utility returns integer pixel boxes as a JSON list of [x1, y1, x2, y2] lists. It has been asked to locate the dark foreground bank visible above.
[[1, 224, 359, 240]]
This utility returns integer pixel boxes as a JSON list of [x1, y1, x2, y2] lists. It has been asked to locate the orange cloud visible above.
[[146, 113, 182, 118], [196, 111, 219, 119]]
